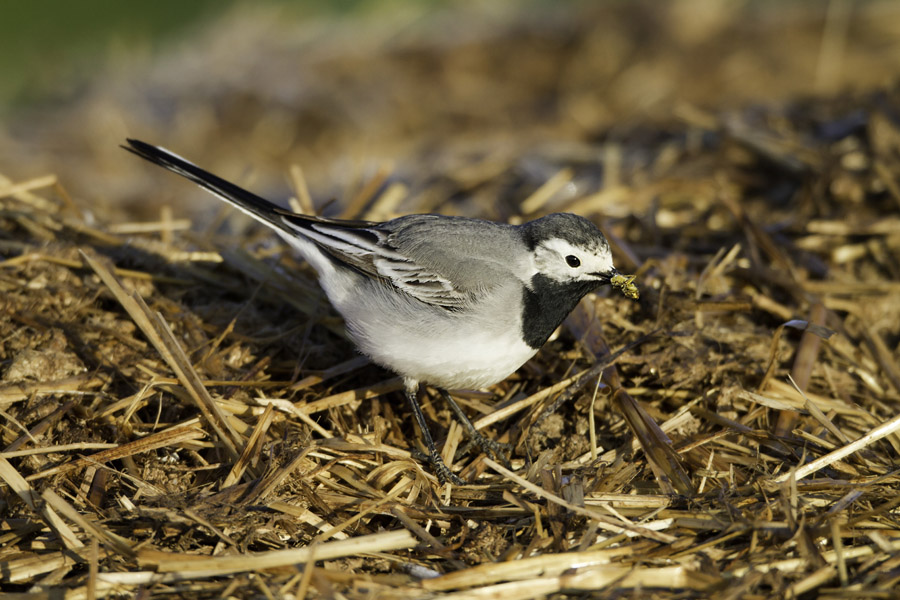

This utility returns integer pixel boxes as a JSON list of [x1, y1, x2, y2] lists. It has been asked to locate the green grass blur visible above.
[[0, 0, 424, 111]]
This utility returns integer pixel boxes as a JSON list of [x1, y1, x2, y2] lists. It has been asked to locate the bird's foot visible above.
[[410, 447, 465, 485], [436, 388, 512, 469], [458, 435, 513, 469]]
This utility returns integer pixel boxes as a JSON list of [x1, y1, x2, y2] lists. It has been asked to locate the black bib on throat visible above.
[[521, 274, 599, 349]]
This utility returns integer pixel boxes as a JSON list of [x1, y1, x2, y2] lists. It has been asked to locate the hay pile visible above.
[[2, 3, 900, 598]]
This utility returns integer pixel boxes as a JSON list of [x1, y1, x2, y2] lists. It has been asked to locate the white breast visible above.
[[325, 271, 538, 390]]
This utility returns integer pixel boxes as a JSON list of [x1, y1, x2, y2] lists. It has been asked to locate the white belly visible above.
[[360, 321, 538, 390], [327, 272, 537, 390]]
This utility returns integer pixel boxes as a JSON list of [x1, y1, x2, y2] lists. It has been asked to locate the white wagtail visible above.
[[124, 139, 637, 484]]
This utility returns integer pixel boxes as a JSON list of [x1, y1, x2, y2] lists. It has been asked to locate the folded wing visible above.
[[280, 214, 474, 309]]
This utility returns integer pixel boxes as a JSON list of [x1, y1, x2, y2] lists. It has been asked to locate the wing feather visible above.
[[280, 213, 472, 308]]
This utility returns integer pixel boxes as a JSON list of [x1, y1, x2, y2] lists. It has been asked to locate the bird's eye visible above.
[[565, 255, 581, 268]]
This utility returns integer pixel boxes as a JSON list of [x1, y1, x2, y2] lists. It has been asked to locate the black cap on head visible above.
[[519, 213, 609, 252]]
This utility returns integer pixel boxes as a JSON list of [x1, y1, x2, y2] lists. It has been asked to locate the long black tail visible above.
[[123, 139, 285, 230]]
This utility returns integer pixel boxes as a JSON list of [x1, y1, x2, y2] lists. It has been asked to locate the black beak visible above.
[[593, 268, 619, 284]]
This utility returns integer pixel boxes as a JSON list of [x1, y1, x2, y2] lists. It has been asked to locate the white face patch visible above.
[[532, 237, 614, 283]]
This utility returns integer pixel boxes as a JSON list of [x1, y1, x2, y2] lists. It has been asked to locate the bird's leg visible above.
[[404, 381, 465, 486], [437, 388, 512, 469]]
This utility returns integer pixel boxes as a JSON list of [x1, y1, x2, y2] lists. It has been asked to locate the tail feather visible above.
[[123, 139, 285, 230], [123, 139, 389, 279]]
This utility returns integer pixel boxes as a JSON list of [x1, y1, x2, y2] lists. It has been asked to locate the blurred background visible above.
[[5, 3, 900, 596], [1, 0, 898, 224]]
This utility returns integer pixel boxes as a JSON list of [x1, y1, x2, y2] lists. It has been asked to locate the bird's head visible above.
[[521, 213, 617, 286]]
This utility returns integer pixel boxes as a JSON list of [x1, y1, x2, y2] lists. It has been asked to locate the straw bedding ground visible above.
[[2, 3, 900, 599]]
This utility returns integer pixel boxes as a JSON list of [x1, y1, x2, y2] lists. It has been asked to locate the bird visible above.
[[123, 138, 633, 484]]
